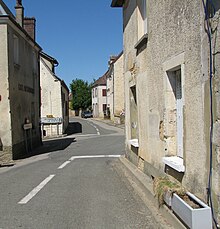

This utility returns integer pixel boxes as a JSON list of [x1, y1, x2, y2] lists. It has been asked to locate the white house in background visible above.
[[40, 52, 69, 137], [92, 73, 107, 118], [106, 52, 124, 123]]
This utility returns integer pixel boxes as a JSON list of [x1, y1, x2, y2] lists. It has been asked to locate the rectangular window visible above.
[[103, 104, 107, 112], [95, 88, 98, 97], [137, 0, 147, 39], [13, 35, 19, 65], [102, 89, 107, 97]]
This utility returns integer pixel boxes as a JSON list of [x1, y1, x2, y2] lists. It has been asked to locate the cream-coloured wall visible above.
[[40, 57, 69, 137], [106, 74, 114, 119], [212, 4, 220, 222], [40, 58, 62, 118], [0, 24, 12, 160], [113, 54, 124, 117], [92, 85, 106, 118], [98, 85, 107, 118], [0, 19, 42, 161], [122, 0, 220, 217]]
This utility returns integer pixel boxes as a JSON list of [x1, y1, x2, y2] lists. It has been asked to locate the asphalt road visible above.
[[0, 117, 161, 229]]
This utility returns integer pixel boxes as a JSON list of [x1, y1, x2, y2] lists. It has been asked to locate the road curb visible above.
[[119, 156, 186, 229], [92, 118, 125, 129]]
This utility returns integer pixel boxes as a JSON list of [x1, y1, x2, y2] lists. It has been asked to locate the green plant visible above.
[[153, 176, 186, 207]]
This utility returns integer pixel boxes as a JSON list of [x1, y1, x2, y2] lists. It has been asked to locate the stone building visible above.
[[92, 74, 107, 118], [106, 52, 124, 123], [40, 52, 69, 137], [0, 0, 42, 163], [112, 0, 220, 224]]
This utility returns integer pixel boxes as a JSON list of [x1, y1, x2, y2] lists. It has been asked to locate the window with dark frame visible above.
[[102, 89, 107, 96]]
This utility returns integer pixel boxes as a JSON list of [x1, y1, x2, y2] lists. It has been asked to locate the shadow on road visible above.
[[14, 122, 81, 160], [65, 122, 82, 135], [16, 137, 76, 160]]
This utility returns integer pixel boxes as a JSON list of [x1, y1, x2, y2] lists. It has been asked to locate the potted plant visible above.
[[153, 176, 212, 229]]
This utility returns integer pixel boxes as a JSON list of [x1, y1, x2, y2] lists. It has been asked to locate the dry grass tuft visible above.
[[153, 176, 186, 207]]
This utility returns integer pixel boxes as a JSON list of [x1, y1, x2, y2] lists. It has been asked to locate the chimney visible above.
[[15, 0, 24, 27], [24, 17, 36, 40]]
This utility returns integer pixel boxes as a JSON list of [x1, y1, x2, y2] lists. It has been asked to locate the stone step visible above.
[[0, 161, 15, 167], [0, 151, 15, 167]]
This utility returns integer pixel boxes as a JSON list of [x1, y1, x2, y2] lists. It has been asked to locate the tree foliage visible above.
[[70, 78, 92, 111]]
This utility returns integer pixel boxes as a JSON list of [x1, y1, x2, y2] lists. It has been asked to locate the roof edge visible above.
[[40, 51, 59, 66]]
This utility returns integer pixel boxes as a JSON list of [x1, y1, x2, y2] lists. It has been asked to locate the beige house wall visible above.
[[92, 85, 107, 118], [113, 53, 124, 119], [120, 0, 220, 220], [40, 57, 69, 137], [0, 17, 42, 162], [106, 72, 114, 119], [0, 24, 12, 161], [106, 53, 124, 122]]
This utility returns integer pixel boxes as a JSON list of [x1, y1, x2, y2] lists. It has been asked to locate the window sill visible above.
[[128, 139, 139, 148], [134, 33, 148, 51], [162, 156, 185, 172]]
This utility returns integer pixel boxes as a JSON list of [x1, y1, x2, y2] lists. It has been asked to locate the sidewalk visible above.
[[119, 156, 186, 229], [94, 118, 185, 228], [92, 117, 125, 129]]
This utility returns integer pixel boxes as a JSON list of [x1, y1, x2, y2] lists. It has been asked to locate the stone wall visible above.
[[211, 3, 220, 222], [0, 24, 12, 163], [113, 53, 124, 118], [122, 0, 220, 219]]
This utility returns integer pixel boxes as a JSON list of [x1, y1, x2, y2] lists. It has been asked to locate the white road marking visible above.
[[69, 155, 121, 161], [58, 160, 71, 169], [87, 122, 100, 136], [18, 174, 55, 204]]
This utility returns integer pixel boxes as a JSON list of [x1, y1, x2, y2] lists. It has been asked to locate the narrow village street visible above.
[[0, 118, 167, 229], [0, 0, 219, 228]]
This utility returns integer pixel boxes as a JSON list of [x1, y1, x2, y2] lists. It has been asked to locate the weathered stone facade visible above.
[[113, 52, 124, 120], [0, 0, 42, 162], [112, 0, 220, 222], [106, 52, 124, 123]]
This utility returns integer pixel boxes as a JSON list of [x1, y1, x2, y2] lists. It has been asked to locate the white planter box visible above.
[[172, 192, 212, 229], [164, 191, 172, 207]]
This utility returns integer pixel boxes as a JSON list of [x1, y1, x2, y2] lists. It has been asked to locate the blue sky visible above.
[[4, 0, 123, 87]]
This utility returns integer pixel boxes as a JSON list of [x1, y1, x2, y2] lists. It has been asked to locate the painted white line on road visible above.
[[69, 155, 121, 161], [88, 122, 100, 136], [18, 174, 55, 204], [58, 154, 121, 171], [58, 160, 71, 169]]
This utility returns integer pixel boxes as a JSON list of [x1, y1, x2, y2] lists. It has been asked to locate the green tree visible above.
[[70, 78, 92, 111]]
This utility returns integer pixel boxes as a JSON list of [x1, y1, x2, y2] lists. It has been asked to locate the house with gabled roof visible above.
[[40, 52, 69, 137], [91, 73, 107, 118], [106, 52, 124, 123], [0, 0, 42, 164]]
